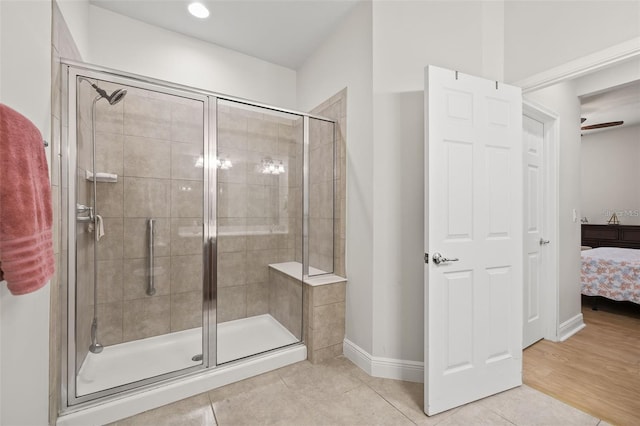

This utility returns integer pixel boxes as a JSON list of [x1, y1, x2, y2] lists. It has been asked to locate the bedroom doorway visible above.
[[517, 39, 640, 425], [517, 40, 640, 345], [522, 102, 559, 348]]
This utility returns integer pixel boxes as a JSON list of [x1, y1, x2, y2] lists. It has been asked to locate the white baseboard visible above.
[[342, 338, 373, 375], [558, 313, 585, 341], [343, 338, 424, 383]]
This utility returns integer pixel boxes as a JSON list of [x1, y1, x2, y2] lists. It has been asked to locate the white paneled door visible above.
[[523, 115, 546, 348], [424, 66, 523, 415]]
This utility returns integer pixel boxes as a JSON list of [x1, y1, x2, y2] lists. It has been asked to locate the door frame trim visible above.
[[514, 37, 640, 93], [523, 99, 560, 342]]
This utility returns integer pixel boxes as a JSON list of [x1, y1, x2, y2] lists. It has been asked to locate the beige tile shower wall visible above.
[[268, 268, 302, 339], [217, 104, 302, 323], [309, 118, 336, 273], [268, 265, 346, 363], [309, 90, 347, 277], [90, 85, 205, 345], [303, 281, 347, 364]]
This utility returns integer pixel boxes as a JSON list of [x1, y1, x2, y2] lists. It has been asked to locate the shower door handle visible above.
[[147, 218, 156, 296]]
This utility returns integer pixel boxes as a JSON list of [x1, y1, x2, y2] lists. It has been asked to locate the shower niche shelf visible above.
[[85, 170, 118, 182]]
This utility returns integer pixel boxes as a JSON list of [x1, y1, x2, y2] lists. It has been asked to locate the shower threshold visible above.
[[76, 314, 298, 396]]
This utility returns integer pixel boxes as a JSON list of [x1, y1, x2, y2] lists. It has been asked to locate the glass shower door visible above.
[[308, 117, 336, 276], [69, 68, 209, 402], [64, 63, 338, 412], [215, 99, 304, 363]]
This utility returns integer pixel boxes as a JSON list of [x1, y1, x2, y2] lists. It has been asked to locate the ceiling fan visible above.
[[580, 118, 624, 131]]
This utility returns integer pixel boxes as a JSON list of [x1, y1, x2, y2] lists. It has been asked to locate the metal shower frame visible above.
[[60, 60, 337, 413]]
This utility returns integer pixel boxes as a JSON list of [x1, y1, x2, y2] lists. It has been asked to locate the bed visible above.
[[581, 224, 640, 305], [581, 247, 640, 304]]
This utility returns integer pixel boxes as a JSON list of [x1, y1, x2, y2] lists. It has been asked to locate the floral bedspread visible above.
[[581, 247, 640, 304]]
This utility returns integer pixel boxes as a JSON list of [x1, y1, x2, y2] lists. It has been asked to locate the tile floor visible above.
[[111, 356, 609, 426]]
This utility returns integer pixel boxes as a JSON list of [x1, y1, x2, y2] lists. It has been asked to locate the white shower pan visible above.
[[77, 314, 299, 396]]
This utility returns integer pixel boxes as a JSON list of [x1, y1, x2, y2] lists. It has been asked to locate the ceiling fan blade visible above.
[[581, 121, 624, 130]]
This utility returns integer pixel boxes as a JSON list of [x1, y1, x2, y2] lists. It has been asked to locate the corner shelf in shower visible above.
[[85, 170, 118, 183]]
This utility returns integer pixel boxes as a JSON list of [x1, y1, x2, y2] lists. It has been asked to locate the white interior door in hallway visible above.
[[521, 101, 559, 349], [424, 66, 523, 416], [523, 115, 547, 348]]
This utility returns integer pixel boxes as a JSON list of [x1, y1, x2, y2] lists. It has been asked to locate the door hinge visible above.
[[424, 253, 429, 264]]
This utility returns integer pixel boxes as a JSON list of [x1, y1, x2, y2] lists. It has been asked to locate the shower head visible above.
[[79, 77, 127, 105], [91, 84, 127, 105], [107, 88, 127, 105]]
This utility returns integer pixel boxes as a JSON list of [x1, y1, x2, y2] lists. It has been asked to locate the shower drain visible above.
[[192, 354, 203, 362]]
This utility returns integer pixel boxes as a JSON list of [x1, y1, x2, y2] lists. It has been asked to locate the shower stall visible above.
[[60, 62, 337, 413]]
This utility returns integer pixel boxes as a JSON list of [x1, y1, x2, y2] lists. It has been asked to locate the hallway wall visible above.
[[0, 1, 52, 424], [525, 81, 583, 329], [504, 1, 640, 83], [297, 1, 374, 356]]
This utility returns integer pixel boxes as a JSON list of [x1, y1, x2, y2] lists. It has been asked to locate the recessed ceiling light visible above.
[[188, 2, 210, 19]]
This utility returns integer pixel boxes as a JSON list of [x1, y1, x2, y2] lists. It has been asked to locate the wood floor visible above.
[[523, 297, 640, 426]]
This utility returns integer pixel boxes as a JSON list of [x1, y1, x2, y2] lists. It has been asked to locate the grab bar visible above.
[[147, 218, 156, 296]]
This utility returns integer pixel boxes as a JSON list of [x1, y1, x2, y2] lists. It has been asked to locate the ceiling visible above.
[[89, 0, 360, 69], [88, 0, 640, 132], [580, 80, 640, 135]]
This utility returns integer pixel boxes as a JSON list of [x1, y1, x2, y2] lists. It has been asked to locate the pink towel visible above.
[[0, 103, 54, 295]]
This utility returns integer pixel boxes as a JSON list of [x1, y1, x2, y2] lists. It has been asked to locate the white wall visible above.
[[56, 0, 90, 60], [525, 81, 582, 326], [297, 0, 505, 367], [297, 1, 374, 355], [343, 0, 627, 366], [0, 1, 52, 424], [576, 58, 640, 226], [581, 125, 640, 225], [504, 0, 640, 83], [88, 6, 297, 108], [373, 1, 486, 93], [369, 0, 505, 365]]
